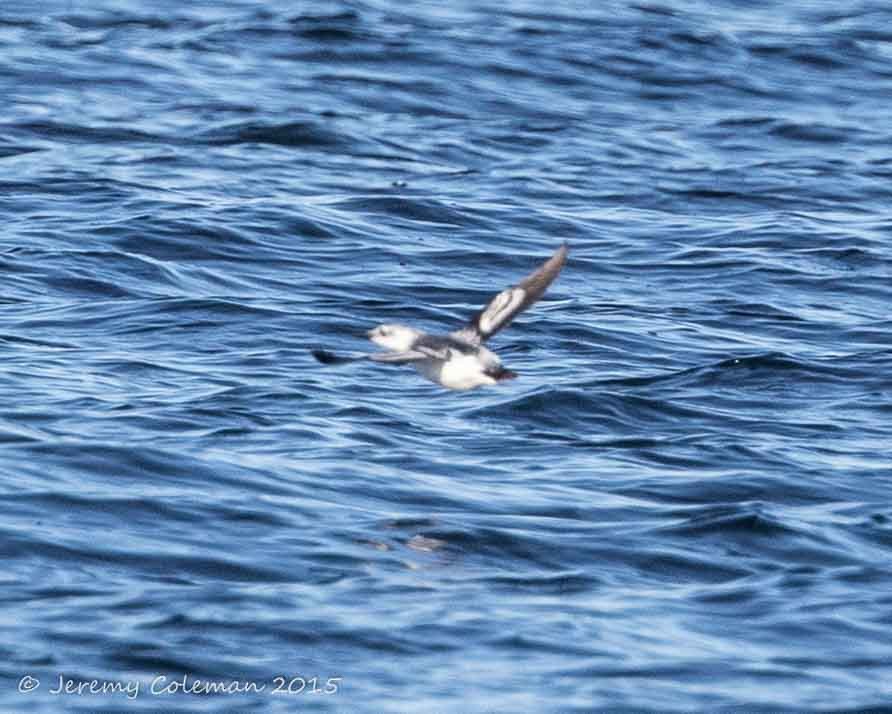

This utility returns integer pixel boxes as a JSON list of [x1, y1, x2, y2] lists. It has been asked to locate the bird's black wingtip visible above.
[[312, 349, 339, 364]]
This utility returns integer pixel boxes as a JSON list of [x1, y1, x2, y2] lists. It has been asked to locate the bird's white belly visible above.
[[415, 354, 495, 391]]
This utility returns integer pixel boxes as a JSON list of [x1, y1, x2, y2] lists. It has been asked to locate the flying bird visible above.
[[313, 243, 568, 390]]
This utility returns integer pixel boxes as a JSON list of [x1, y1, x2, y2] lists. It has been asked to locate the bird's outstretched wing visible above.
[[369, 341, 454, 363], [368, 350, 430, 363], [312, 349, 357, 365], [451, 242, 568, 346], [312, 349, 429, 365]]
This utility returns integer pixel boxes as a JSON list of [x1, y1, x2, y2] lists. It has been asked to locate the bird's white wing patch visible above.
[[477, 287, 526, 336], [451, 243, 569, 345]]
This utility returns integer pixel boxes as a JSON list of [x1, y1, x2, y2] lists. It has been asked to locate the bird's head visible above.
[[367, 324, 422, 352]]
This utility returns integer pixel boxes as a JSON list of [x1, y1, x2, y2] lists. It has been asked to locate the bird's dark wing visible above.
[[451, 242, 568, 345], [368, 350, 430, 363], [412, 337, 456, 361], [312, 349, 428, 365]]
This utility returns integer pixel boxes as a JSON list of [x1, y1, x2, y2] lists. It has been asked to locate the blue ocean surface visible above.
[[2, 1, 892, 712]]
